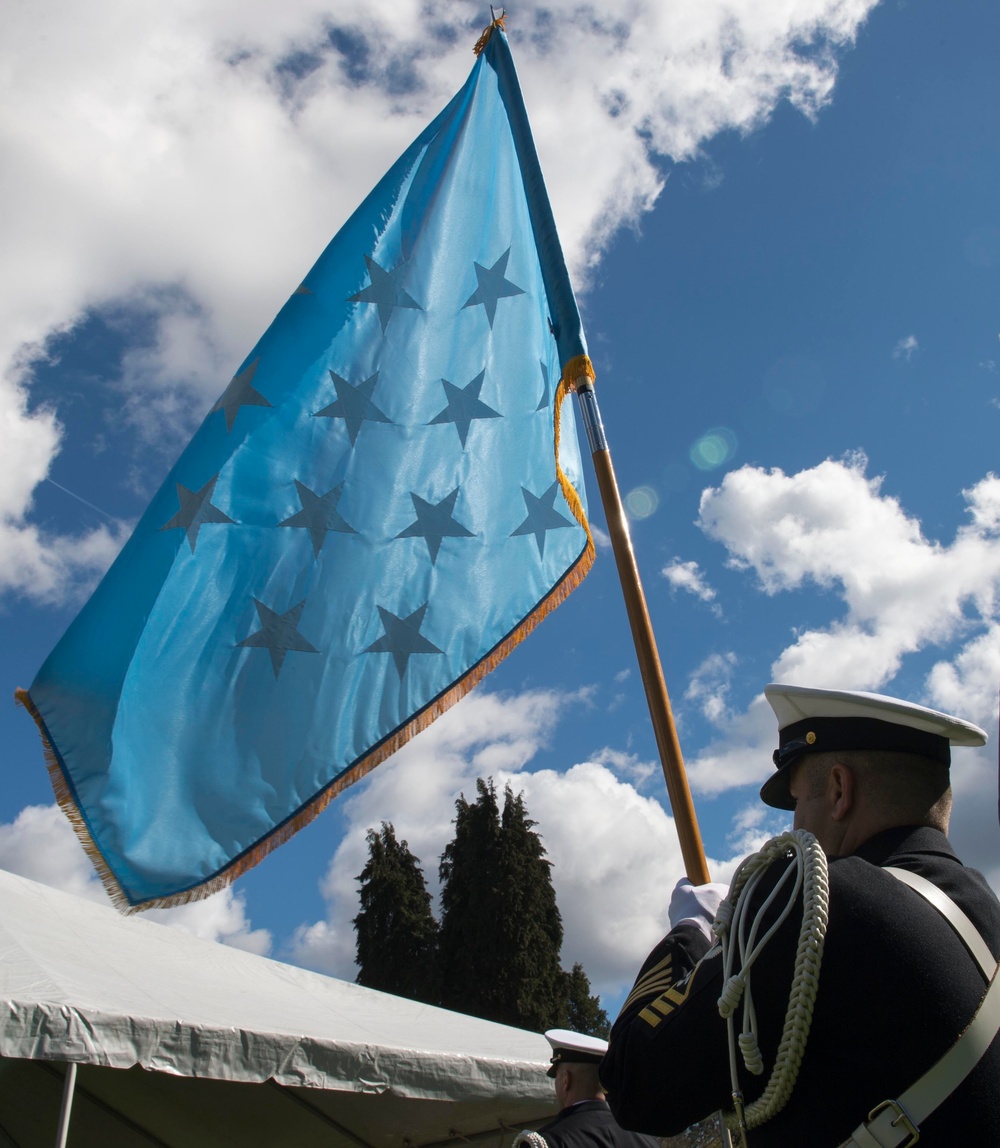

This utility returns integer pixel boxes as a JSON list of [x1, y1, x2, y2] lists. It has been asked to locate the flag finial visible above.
[[474, 8, 507, 55]]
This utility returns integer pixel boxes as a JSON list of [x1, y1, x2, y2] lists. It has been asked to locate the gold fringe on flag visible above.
[[14, 685, 127, 907]]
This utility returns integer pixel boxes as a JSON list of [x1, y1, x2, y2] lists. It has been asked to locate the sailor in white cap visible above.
[[515, 1030, 660, 1148], [602, 685, 1000, 1147]]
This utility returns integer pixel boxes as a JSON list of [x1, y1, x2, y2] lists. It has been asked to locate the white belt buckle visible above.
[[867, 1099, 920, 1147]]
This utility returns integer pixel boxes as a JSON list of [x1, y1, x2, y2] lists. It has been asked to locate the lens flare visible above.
[[690, 427, 737, 471], [624, 485, 660, 519]]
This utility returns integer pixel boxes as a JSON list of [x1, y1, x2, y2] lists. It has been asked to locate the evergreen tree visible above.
[[354, 822, 438, 1004], [438, 779, 569, 1029], [438, 778, 504, 1018], [495, 786, 568, 1029], [355, 781, 609, 1034], [563, 962, 610, 1038]]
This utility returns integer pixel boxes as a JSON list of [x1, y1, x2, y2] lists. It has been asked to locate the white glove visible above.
[[668, 877, 730, 942]]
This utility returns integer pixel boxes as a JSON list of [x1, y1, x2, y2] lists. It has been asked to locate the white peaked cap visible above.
[[760, 684, 987, 810], [765, 684, 988, 743], [544, 1029, 607, 1076]]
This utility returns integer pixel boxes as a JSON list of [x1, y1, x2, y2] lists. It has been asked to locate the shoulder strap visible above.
[[840, 868, 1000, 1148], [884, 866, 996, 978]]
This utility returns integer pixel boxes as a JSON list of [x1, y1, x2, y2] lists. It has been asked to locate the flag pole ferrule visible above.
[[574, 382, 608, 453]]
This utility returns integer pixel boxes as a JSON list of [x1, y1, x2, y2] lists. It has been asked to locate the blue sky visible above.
[[2, 0, 998, 1017]]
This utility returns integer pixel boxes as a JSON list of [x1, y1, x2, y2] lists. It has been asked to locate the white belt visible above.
[[839, 867, 1000, 1148]]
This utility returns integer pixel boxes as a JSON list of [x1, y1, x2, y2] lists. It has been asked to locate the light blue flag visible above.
[[18, 25, 593, 910]]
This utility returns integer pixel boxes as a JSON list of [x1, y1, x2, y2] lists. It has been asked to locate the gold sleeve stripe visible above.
[[628, 962, 673, 997], [621, 972, 674, 1014], [620, 954, 673, 1009], [636, 961, 704, 1029], [663, 977, 695, 1007], [639, 954, 673, 982]]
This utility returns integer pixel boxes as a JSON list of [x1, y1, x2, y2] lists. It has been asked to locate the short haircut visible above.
[[559, 1060, 604, 1096], [800, 749, 952, 828]]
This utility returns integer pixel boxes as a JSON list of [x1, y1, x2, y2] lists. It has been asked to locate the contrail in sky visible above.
[[45, 478, 117, 523]]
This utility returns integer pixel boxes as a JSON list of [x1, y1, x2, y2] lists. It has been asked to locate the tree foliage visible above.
[[355, 779, 607, 1034], [354, 822, 439, 1004], [438, 778, 505, 1018], [495, 786, 566, 1030], [439, 779, 567, 1029], [563, 962, 610, 1038]]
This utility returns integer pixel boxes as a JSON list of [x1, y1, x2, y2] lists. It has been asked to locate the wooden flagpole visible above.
[[572, 369, 711, 884]]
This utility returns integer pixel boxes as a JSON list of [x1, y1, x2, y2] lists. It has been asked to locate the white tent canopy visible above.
[[0, 869, 554, 1146]]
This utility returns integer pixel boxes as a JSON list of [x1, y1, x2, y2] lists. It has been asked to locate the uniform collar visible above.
[[844, 824, 958, 867], [554, 1100, 610, 1120]]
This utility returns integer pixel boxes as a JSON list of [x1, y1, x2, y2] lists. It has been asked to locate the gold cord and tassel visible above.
[[560, 354, 595, 392], [474, 8, 507, 55]]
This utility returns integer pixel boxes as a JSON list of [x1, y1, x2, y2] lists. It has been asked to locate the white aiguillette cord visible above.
[[512, 1133, 548, 1148], [713, 829, 830, 1147]]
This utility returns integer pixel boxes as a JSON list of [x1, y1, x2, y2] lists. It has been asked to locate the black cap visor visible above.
[[760, 716, 950, 811], [547, 1050, 604, 1078]]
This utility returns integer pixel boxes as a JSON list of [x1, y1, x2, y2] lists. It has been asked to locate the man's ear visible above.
[[828, 762, 855, 822]]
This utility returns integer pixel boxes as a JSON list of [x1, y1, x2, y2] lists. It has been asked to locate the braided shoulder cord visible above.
[[713, 829, 830, 1142]]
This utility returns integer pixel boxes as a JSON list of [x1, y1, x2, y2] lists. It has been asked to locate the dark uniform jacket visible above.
[[601, 825, 1000, 1146], [537, 1099, 661, 1148]]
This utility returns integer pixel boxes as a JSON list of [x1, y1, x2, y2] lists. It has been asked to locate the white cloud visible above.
[[892, 334, 919, 360], [923, 620, 1000, 878], [0, 804, 108, 902], [506, 763, 689, 995], [0, 803, 272, 954], [682, 456, 1000, 888], [963, 472, 1000, 535], [148, 887, 273, 957], [0, 374, 131, 603], [590, 524, 613, 552], [507, 762, 766, 994], [1, 0, 877, 606], [684, 692, 780, 796], [726, 801, 790, 857], [685, 652, 739, 723], [926, 622, 1000, 721], [0, 509, 129, 606], [662, 557, 719, 606], [17, 686, 670, 996], [589, 746, 659, 785], [697, 456, 1000, 700]]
